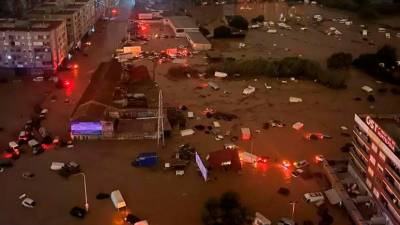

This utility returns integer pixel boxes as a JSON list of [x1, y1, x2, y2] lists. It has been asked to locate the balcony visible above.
[[383, 173, 400, 201], [381, 187, 400, 221], [353, 128, 371, 147], [387, 162, 400, 185], [349, 150, 367, 173], [352, 139, 369, 161]]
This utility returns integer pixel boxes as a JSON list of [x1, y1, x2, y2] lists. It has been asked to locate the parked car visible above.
[[293, 160, 309, 169], [304, 192, 324, 203], [3, 147, 20, 160], [291, 168, 304, 177], [131, 152, 158, 167], [50, 162, 65, 171], [70, 206, 86, 218], [28, 139, 43, 155], [315, 155, 325, 163], [22, 198, 36, 208], [125, 214, 141, 224], [281, 160, 291, 169], [277, 217, 295, 225], [58, 161, 80, 177], [257, 156, 269, 164]]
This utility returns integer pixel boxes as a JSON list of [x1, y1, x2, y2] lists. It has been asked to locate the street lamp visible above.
[[74, 172, 89, 212]]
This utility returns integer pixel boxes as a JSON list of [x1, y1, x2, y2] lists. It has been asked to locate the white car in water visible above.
[[22, 198, 36, 208]]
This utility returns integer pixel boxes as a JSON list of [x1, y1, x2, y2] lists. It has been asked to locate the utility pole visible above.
[[74, 173, 89, 212], [157, 90, 164, 148]]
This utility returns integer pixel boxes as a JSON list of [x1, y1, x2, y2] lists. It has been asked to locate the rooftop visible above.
[[168, 16, 197, 29], [72, 60, 159, 120], [359, 114, 400, 150], [186, 31, 210, 44], [0, 19, 64, 32]]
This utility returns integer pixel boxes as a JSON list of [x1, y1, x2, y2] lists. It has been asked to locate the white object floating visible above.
[[187, 111, 194, 118], [213, 121, 221, 128], [243, 85, 256, 95], [181, 129, 195, 136], [292, 122, 304, 130], [289, 97, 303, 103], [264, 83, 272, 89], [50, 162, 65, 171], [361, 85, 373, 93], [214, 71, 228, 78]]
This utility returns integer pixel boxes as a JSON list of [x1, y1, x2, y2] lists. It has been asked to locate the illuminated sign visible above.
[[195, 152, 208, 182], [365, 116, 397, 151]]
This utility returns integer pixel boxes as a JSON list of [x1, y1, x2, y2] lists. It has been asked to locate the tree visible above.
[[376, 45, 397, 68], [228, 15, 249, 30], [202, 191, 253, 225], [213, 26, 232, 38], [327, 52, 353, 69], [358, 7, 378, 20]]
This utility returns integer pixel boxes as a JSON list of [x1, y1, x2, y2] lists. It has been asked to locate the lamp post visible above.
[[74, 172, 89, 212]]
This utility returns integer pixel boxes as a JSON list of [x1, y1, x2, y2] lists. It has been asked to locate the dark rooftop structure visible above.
[[0, 19, 64, 32]]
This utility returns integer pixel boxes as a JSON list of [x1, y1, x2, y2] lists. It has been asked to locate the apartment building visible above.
[[29, 0, 95, 50], [351, 114, 400, 225], [29, 8, 79, 50], [0, 19, 68, 73]]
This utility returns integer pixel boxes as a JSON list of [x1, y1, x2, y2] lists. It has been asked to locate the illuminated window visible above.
[[370, 155, 376, 166], [368, 166, 374, 177]]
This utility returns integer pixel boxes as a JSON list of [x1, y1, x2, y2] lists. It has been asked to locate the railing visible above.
[[349, 150, 367, 172], [383, 172, 400, 201], [387, 163, 400, 186], [352, 139, 369, 162]]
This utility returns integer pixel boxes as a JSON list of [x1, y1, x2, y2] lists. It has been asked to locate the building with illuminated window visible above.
[[29, 0, 95, 50], [0, 19, 68, 74], [350, 114, 400, 225]]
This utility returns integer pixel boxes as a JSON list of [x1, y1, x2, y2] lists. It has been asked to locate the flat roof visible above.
[[186, 31, 210, 45], [0, 20, 64, 32], [376, 118, 400, 148], [359, 114, 400, 149], [30, 9, 76, 15], [168, 16, 197, 29]]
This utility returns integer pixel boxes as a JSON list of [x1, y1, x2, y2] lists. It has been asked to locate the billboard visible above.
[[195, 152, 208, 182]]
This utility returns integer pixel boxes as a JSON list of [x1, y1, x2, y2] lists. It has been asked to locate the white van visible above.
[[111, 190, 126, 210], [304, 192, 324, 203]]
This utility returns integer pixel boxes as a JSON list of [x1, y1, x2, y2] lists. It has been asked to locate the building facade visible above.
[[0, 19, 68, 74], [29, 0, 96, 50], [351, 114, 400, 225]]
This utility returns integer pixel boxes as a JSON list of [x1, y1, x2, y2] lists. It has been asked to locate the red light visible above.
[[73, 64, 79, 69], [3, 153, 12, 159], [112, 9, 117, 14], [64, 80, 71, 87]]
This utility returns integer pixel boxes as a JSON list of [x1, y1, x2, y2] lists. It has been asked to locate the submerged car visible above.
[[22, 198, 36, 208]]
